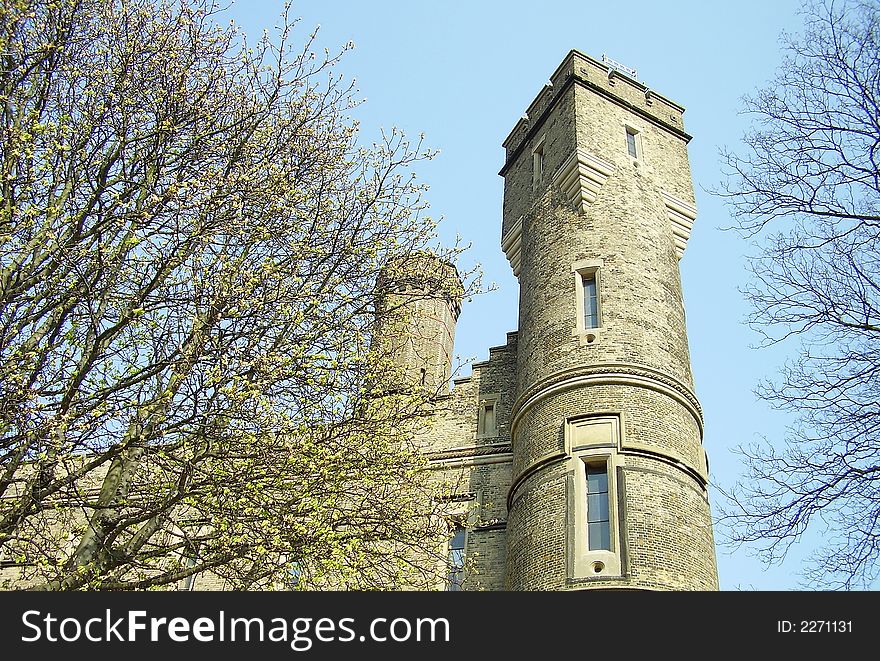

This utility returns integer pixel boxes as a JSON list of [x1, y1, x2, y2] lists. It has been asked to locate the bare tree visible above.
[[0, 0, 471, 590], [718, 0, 880, 589]]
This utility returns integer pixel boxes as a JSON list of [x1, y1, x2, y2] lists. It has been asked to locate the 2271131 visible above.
[[777, 621, 852, 633]]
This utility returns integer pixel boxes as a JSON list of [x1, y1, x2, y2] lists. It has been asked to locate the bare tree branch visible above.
[[0, 0, 476, 591], [716, 0, 880, 589]]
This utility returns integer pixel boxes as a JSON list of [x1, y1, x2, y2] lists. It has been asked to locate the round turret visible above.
[[374, 253, 463, 395]]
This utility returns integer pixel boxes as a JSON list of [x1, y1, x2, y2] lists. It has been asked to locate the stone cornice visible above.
[[511, 362, 703, 440], [500, 148, 614, 278], [473, 520, 508, 532], [500, 216, 523, 277], [426, 443, 513, 468], [661, 190, 698, 260], [553, 148, 616, 213]]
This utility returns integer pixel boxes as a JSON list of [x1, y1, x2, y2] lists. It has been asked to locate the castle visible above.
[[0, 50, 719, 592], [383, 50, 719, 590]]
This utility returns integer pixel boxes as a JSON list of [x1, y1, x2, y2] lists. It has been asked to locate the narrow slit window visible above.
[[586, 464, 611, 551], [583, 272, 599, 329], [478, 400, 497, 437], [626, 128, 638, 158], [532, 139, 545, 189], [446, 526, 466, 591]]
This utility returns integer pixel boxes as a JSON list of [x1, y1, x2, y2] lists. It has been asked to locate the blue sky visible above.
[[228, 0, 817, 590]]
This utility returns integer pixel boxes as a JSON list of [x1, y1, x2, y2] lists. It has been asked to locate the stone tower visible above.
[[374, 253, 463, 395], [499, 51, 718, 589]]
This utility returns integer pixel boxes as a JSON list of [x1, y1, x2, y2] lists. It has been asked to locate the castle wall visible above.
[[418, 333, 517, 591]]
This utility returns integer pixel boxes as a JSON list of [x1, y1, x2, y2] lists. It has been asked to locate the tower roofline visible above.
[[499, 50, 691, 177], [561, 50, 687, 111]]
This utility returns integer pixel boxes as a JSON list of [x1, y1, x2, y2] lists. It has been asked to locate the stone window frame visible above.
[[476, 393, 500, 439], [624, 123, 643, 162], [446, 524, 467, 591], [584, 461, 611, 551], [565, 414, 624, 580], [532, 135, 546, 189], [572, 258, 604, 345], [438, 494, 479, 591], [179, 559, 198, 591]]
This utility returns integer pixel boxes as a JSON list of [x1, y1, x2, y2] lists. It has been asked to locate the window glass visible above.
[[447, 527, 466, 591], [586, 464, 611, 551], [583, 273, 599, 329], [626, 129, 638, 157]]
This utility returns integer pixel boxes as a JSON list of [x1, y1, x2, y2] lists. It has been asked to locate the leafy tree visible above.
[[0, 0, 469, 590], [718, 0, 880, 589]]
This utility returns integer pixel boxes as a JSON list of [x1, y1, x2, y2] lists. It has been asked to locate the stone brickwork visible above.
[[416, 332, 518, 591], [375, 253, 463, 395], [485, 49, 717, 590]]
